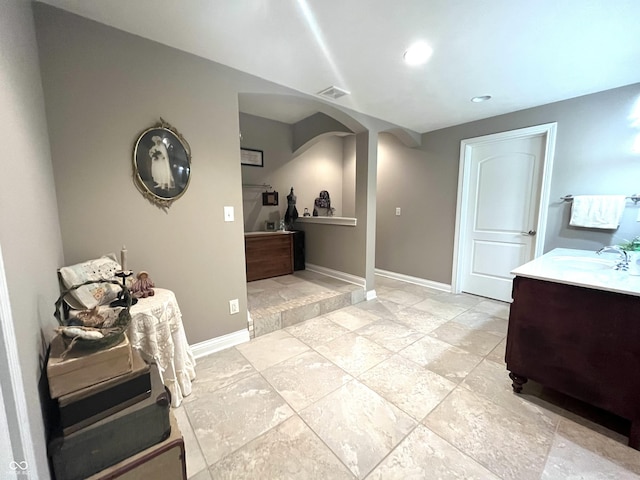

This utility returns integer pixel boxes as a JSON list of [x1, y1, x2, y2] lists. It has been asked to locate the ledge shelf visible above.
[[296, 216, 357, 227]]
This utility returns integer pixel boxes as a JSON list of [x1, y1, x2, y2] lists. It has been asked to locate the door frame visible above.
[[451, 123, 557, 296], [0, 244, 39, 479]]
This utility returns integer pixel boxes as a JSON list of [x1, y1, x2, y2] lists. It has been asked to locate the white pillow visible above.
[[59, 254, 121, 309]]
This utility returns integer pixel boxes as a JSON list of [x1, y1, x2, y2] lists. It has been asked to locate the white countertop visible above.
[[244, 231, 294, 237], [511, 248, 640, 296]]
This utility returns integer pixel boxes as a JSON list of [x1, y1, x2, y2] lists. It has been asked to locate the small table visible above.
[[127, 288, 195, 407]]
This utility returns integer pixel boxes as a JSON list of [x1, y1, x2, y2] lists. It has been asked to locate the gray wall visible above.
[[298, 131, 377, 283], [376, 133, 442, 279], [237, 113, 373, 282], [34, 5, 249, 344], [0, 1, 65, 477], [291, 112, 352, 154], [240, 113, 347, 231], [376, 83, 640, 284], [240, 113, 293, 230], [33, 4, 390, 341], [342, 136, 357, 217]]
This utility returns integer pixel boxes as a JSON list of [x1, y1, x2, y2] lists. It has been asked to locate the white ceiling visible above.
[[39, 0, 640, 133]]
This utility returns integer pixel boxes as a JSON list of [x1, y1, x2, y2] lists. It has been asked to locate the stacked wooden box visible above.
[[46, 334, 186, 480]]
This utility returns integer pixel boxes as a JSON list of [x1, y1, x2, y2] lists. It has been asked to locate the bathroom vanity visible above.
[[506, 248, 640, 450], [244, 231, 294, 282]]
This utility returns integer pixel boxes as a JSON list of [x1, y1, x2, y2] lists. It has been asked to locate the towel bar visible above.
[[242, 183, 273, 190], [561, 194, 640, 205]]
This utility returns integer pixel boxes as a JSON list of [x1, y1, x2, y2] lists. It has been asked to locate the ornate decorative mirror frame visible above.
[[133, 118, 191, 210]]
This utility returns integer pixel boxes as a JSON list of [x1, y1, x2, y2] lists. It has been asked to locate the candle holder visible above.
[[110, 270, 138, 307]]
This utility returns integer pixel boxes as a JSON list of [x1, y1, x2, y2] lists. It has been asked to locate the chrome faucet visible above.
[[596, 246, 629, 270]]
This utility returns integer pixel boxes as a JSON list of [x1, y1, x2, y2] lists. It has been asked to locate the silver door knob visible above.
[[520, 230, 537, 236]]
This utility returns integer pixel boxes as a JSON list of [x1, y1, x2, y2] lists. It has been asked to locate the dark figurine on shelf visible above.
[[313, 190, 333, 216], [284, 187, 299, 229], [131, 271, 155, 299]]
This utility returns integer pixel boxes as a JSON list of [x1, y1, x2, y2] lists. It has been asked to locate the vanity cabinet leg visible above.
[[509, 372, 528, 393], [630, 421, 640, 451]]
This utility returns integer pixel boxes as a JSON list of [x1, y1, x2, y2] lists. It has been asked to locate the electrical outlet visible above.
[[395, 207, 401, 216], [229, 298, 239, 314]]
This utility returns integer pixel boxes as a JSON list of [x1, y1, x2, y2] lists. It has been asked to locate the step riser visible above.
[[250, 289, 365, 338]]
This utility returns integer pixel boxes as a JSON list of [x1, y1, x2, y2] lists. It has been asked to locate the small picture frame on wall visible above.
[[262, 191, 279, 206], [241, 148, 263, 167]]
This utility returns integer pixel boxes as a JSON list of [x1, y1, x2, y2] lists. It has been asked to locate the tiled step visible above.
[[249, 287, 365, 338]]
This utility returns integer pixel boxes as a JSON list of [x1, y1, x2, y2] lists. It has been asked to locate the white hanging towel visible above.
[[569, 195, 627, 229]]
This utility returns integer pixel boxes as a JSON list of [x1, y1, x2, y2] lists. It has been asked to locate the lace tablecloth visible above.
[[127, 288, 196, 407]]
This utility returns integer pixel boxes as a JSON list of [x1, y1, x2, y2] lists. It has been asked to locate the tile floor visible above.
[[174, 274, 640, 479]]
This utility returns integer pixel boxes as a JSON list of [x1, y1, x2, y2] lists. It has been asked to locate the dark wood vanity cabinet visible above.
[[244, 233, 294, 282], [506, 276, 640, 449]]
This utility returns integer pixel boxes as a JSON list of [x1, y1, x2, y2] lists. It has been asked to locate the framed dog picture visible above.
[[133, 118, 191, 209]]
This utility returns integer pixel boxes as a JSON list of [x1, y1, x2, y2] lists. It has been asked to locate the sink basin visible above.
[[511, 248, 640, 296], [551, 256, 615, 271]]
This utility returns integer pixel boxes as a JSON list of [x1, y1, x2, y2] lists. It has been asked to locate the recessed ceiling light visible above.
[[471, 95, 492, 103], [403, 42, 433, 66]]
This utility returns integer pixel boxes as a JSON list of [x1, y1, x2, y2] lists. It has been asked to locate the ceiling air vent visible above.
[[317, 86, 350, 100]]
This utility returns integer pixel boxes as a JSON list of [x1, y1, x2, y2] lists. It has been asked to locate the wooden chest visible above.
[[86, 412, 185, 480], [47, 334, 132, 399], [48, 363, 171, 480], [57, 348, 151, 435]]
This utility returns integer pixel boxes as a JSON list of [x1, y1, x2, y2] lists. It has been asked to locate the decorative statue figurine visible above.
[[284, 187, 299, 229], [131, 271, 155, 298], [314, 190, 333, 216]]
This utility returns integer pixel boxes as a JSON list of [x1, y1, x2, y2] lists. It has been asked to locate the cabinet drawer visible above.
[[246, 236, 290, 250]]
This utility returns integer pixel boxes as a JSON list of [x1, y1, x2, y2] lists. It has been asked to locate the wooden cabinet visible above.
[[245, 233, 294, 282], [506, 276, 640, 449]]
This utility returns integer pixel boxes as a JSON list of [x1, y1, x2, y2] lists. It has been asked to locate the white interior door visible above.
[[455, 125, 556, 302]]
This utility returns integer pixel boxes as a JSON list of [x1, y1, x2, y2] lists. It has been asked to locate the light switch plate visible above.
[[224, 206, 234, 222], [229, 298, 239, 314], [395, 207, 401, 216]]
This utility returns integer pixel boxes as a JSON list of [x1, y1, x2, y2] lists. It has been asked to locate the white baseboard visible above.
[[305, 263, 366, 287], [366, 289, 377, 301], [190, 328, 250, 359], [375, 268, 452, 293]]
